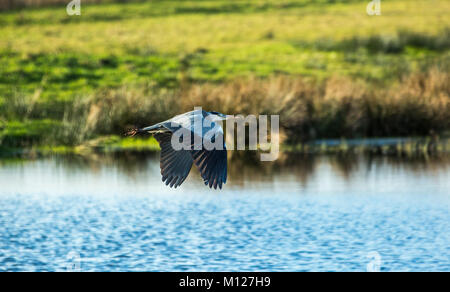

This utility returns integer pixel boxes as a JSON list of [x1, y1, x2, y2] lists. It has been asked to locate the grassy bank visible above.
[[0, 0, 449, 150], [1, 69, 449, 148]]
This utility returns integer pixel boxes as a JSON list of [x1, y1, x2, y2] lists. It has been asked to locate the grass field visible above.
[[0, 0, 449, 150]]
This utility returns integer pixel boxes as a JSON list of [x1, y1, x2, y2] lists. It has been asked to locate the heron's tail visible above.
[[124, 128, 139, 137], [125, 124, 161, 137]]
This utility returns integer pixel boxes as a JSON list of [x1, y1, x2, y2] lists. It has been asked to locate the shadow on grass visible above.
[[290, 28, 450, 53], [1, 0, 363, 26]]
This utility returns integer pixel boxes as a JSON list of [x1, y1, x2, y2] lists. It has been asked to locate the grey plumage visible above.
[[129, 110, 228, 189]]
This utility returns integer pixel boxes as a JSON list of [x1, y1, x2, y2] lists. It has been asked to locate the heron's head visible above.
[[208, 111, 228, 121]]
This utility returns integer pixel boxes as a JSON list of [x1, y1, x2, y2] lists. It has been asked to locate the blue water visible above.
[[0, 154, 449, 271]]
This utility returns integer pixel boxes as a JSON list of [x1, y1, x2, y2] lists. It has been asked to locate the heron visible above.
[[126, 109, 228, 189]]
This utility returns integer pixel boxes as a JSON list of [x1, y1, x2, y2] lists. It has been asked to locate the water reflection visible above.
[[0, 153, 449, 271], [0, 151, 448, 194]]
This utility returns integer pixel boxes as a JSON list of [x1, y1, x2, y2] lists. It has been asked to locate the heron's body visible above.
[[130, 110, 228, 189]]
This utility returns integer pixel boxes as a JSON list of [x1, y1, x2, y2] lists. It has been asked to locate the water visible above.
[[0, 153, 449, 271]]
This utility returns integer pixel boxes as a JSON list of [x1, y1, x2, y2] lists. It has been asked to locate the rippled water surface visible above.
[[0, 153, 449, 271]]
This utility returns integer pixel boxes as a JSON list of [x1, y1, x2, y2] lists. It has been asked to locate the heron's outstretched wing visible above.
[[147, 109, 228, 189], [191, 140, 227, 190], [153, 132, 193, 188]]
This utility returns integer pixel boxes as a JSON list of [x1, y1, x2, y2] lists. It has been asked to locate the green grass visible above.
[[0, 0, 449, 150], [2, 1, 449, 85], [81, 135, 161, 152]]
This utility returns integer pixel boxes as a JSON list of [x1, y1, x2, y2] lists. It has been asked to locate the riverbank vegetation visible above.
[[0, 0, 449, 152]]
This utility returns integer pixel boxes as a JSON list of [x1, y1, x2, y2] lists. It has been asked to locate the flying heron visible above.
[[126, 109, 228, 189]]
